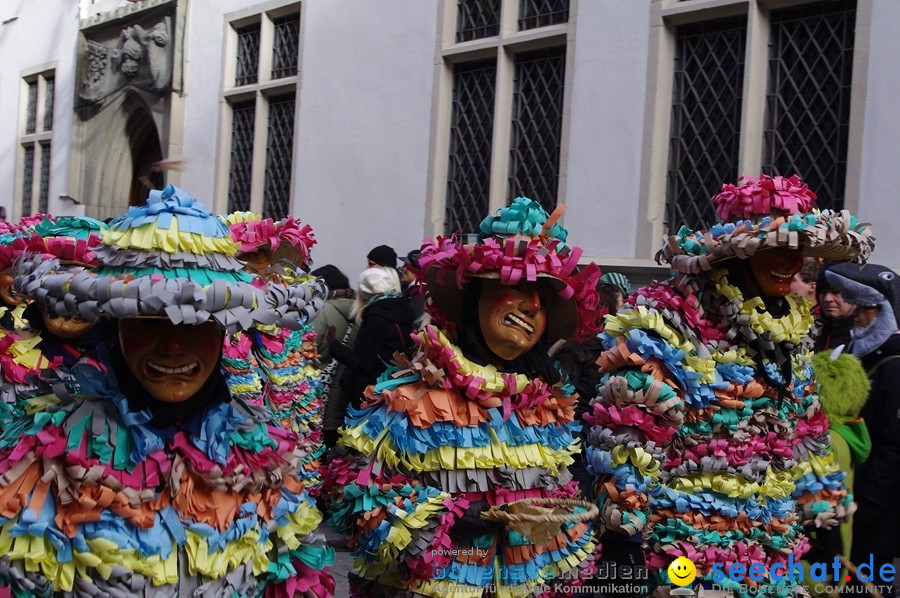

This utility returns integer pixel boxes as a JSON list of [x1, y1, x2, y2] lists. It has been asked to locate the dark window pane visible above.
[[508, 47, 566, 210], [25, 80, 38, 134], [263, 94, 295, 220], [21, 146, 35, 215], [666, 17, 747, 232], [227, 101, 256, 213], [518, 0, 569, 30], [43, 77, 55, 131], [38, 143, 51, 214], [456, 0, 500, 43], [764, 0, 856, 211], [446, 59, 496, 235], [272, 13, 300, 79], [235, 22, 261, 86]]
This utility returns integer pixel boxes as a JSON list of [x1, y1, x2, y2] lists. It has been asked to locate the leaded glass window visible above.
[[763, 0, 856, 211], [43, 77, 55, 131], [272, 13, 300, 79], [508, 47, 565, 209], [263, 94, 296, 220], [666, 17, 746, 232], [21, 146, 34, 216], [38, 143, 51, 214], [25, 81, 37, 135], [456, 0, 501, 43], [227, 101, 256, 212], [235, 23, 261, 86], [518, 0, 569, 30], [446, 59, 497, 235]]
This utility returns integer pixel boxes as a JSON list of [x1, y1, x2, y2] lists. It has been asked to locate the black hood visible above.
[[363, 296, 416, 327]]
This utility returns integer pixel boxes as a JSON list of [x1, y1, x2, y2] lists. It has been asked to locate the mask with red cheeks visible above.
[[477, 279, 549, 362], [118, 318, 224, 403], [748, 249, 805, 297]]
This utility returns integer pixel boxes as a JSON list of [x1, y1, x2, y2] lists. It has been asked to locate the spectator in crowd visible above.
[[825, 262, 900, 598], [815, 262, 859, 351], [329, 266, 415, 408], [791, 256, 821, 303], [311, 264, 358, 448], [366, 244, 401, 289], [803, 347, 870, 596], [399, 249, 426, 325], [599, 271, 632, 312]]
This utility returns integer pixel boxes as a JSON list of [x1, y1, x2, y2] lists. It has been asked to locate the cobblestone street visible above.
[[321, 523, 352, 597]]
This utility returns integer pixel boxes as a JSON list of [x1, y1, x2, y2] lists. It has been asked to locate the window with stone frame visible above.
[[439, 0, 571, 236], [662, 0, 857, 233], [19, 71, 55, 216], [221, 2, 301, 218]]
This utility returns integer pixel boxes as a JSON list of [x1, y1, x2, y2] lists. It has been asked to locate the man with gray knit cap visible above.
[[824, 262, 900, 598]]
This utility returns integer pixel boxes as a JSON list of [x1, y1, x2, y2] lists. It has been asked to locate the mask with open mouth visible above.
[[119, 318, 224, 403], [477, 278, 548, 362], [748, 248, 804, 297]]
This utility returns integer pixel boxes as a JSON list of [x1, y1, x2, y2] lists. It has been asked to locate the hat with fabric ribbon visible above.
[[28, 215, 107, 267], [14, 185, 326, 332], [419, 197, 603, 341], [0, 214, 55, 272], [223, 211, 316, 271], [659, 174, 875, 274]]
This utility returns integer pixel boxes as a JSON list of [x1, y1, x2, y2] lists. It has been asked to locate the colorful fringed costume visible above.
[[0, 186, 334, 597], [0, 216, 107, 416], [586, 175, 876, 597], [223, 212, 326, 493], [326, 198, 605, 597]]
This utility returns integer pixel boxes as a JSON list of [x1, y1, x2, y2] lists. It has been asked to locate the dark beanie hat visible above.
[[311, 264, 350, 291], [367, 244, 398, 268]]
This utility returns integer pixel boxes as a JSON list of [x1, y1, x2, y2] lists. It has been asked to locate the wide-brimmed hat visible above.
[[224, 211, 316, 270], [418, 197, 602, 342], [14, 185, 326, 333], [0, 214, 56, 272], [29, 215, 107, 267], [659, 174, 875, 274]]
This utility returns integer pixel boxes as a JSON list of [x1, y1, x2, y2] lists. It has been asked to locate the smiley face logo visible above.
[[667, 556, 697, 587]]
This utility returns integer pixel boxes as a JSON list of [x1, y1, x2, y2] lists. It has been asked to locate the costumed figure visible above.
[[325, 198, 605, 597], [0, 214, 51, 332], [0, 186, 334, 597], [585, 175, 875, 596], [223, 212, 326, 493], [0, 217, 109, 416]]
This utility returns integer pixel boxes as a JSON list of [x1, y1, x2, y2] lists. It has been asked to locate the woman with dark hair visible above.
[[311, 264, 358, 448], [324, 198, 604, 597]]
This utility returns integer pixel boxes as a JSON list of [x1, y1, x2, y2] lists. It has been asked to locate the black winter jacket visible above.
[[330, 296, 416, 408], [854, 332, 900, 553]]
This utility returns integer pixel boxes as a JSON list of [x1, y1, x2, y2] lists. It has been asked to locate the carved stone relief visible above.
[[78, 4, 175, 107]]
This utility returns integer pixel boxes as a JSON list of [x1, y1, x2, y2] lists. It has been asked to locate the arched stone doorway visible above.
[[73, 90, 169, 220], [126, 106, 164, 205]]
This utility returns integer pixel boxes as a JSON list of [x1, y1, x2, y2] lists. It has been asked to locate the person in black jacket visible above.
[[329, 266, 415, 408], [824, 262, 900, 598]]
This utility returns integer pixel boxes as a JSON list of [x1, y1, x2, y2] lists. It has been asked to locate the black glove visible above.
[[450, 500, 505, 541]]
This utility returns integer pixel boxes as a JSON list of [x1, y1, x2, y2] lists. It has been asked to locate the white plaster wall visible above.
[[0, 0, 81, 219], [178, 0, 254, 202], [292, 0, 439, 283], [857, 0, 900, 271], [563, 0, 651, 261]]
